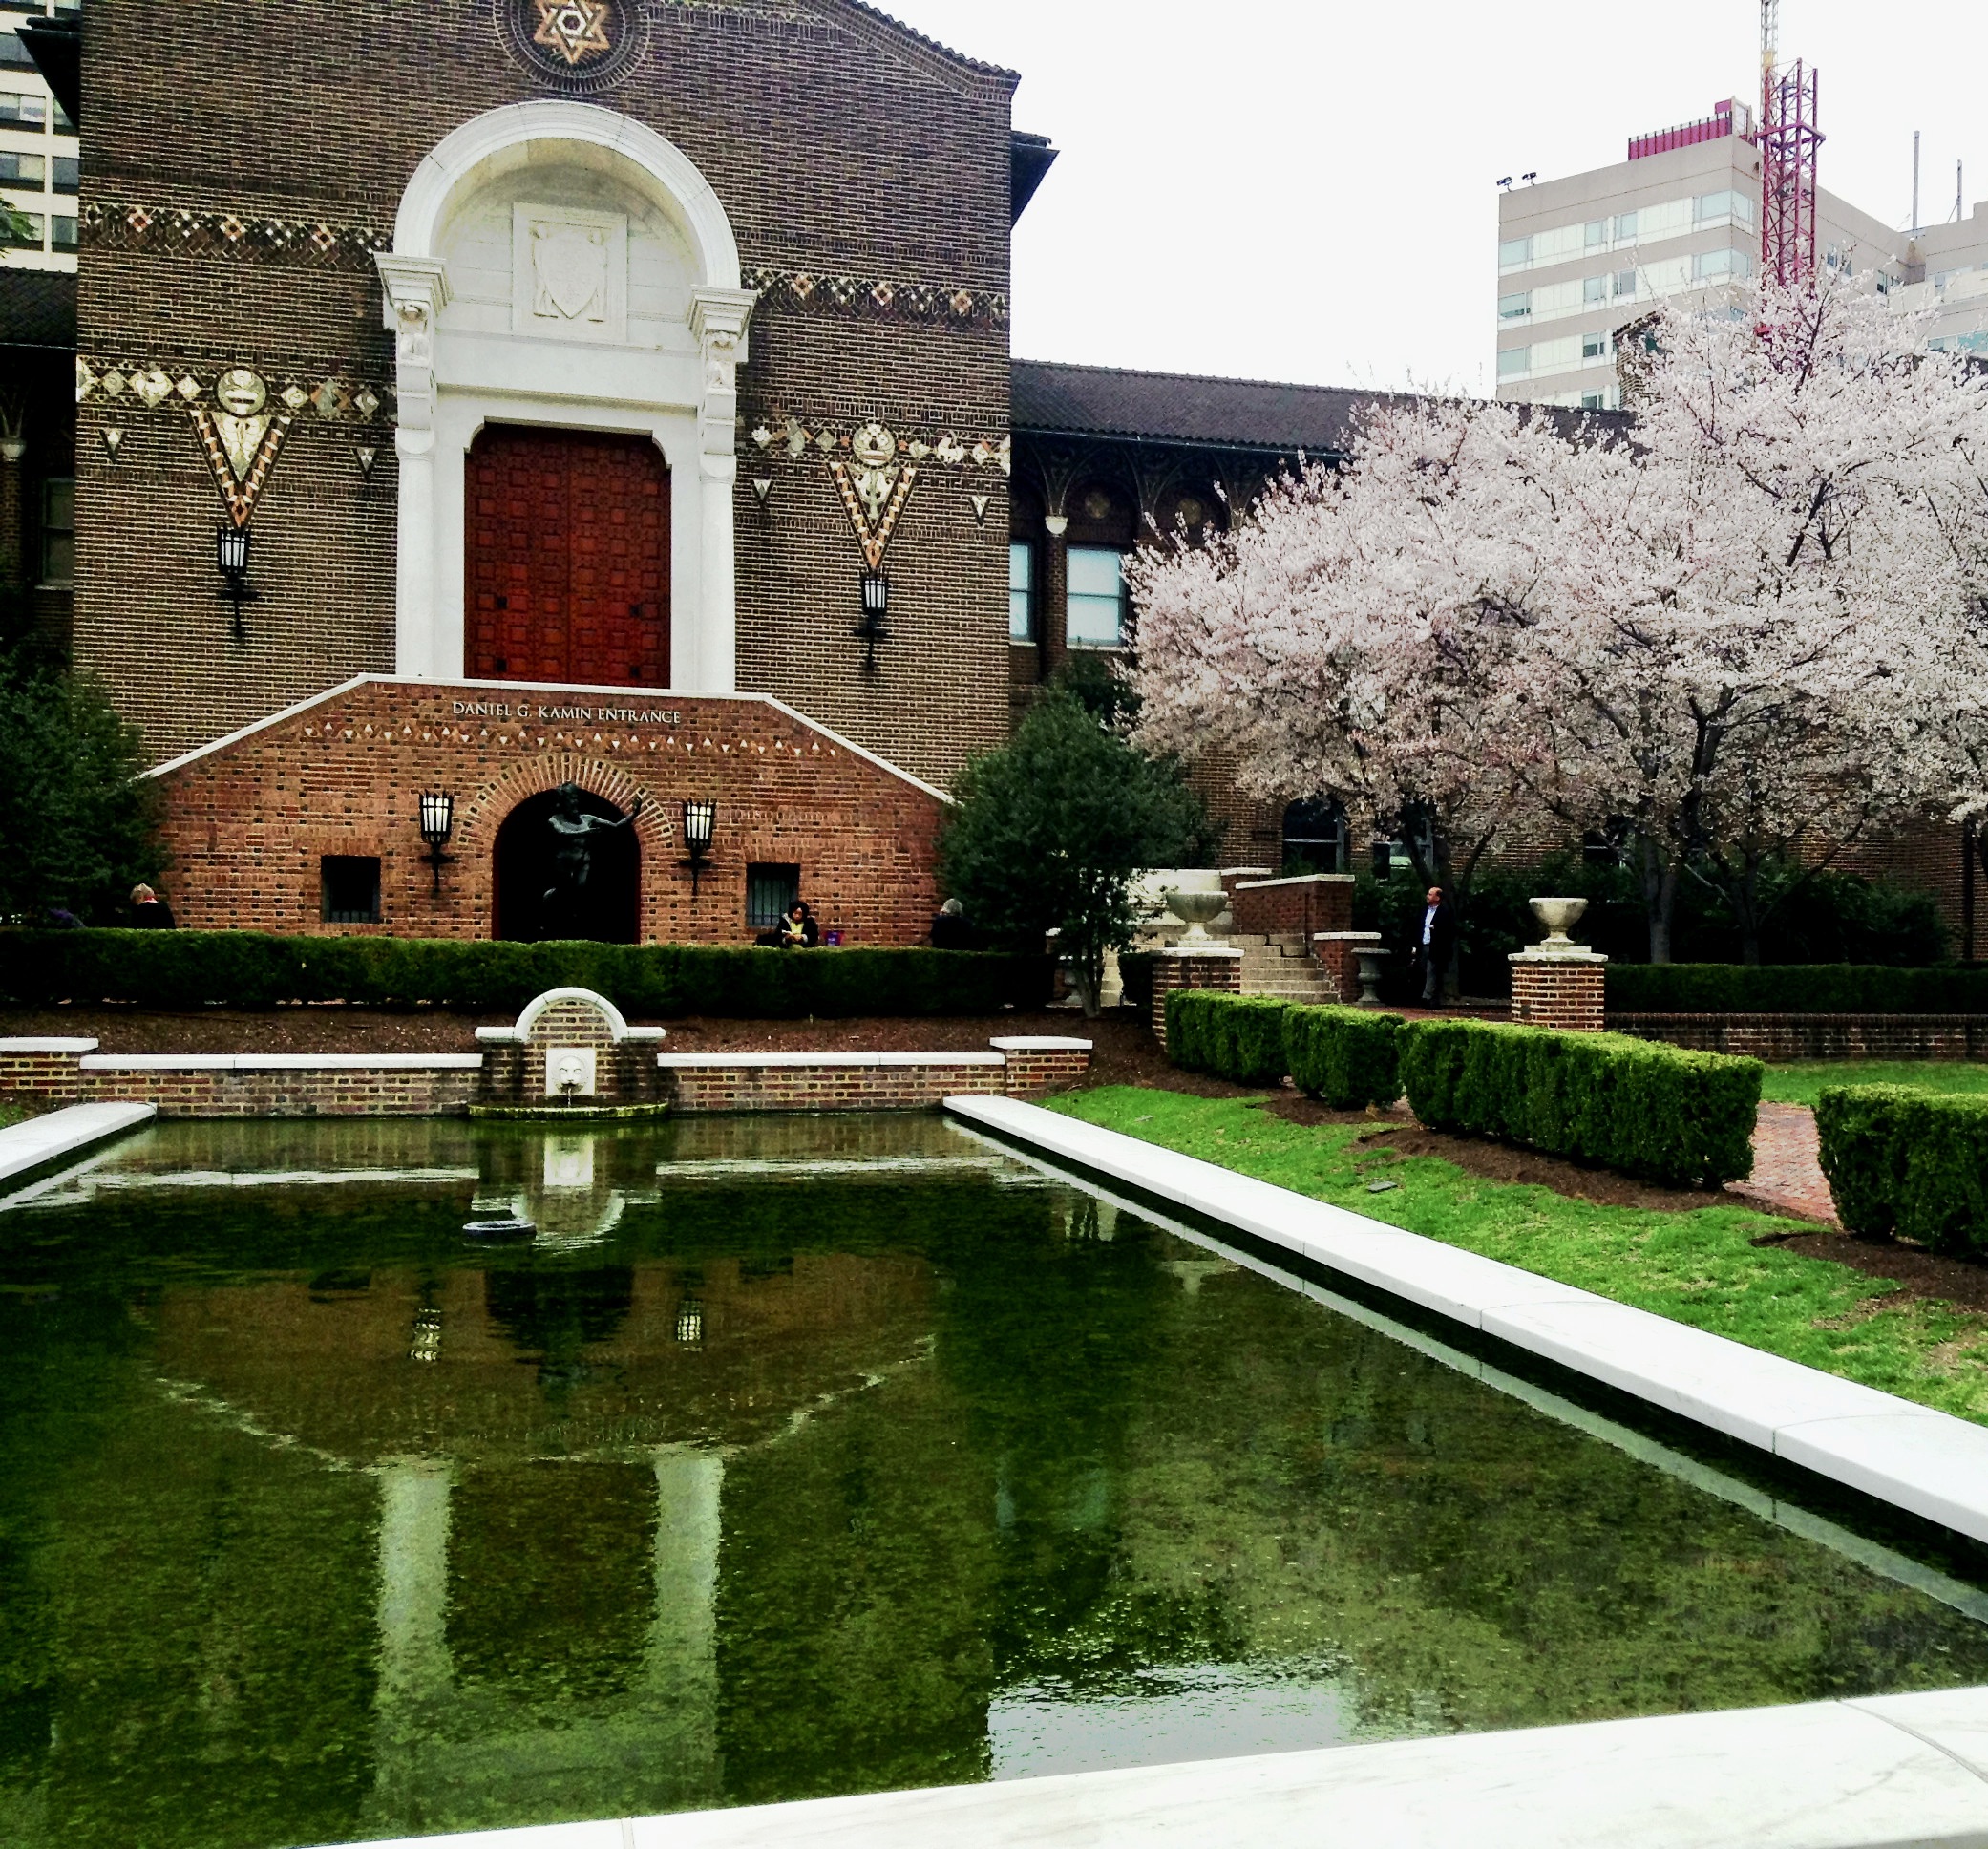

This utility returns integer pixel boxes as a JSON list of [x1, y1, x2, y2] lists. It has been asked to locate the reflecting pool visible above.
[[4, 1115, 1988, 1848]]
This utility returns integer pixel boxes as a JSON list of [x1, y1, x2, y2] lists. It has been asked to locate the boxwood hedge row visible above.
[[1608, 964, 1988, 1015], [1, 929, 1051, 1018], [1816, 1085, 1988, 1254], [1165, 989, 1291, 1083], [1283, 1004, 1405, 1110]]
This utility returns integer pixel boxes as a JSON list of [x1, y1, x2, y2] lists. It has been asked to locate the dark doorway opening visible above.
[[493, 787, 641, 943]]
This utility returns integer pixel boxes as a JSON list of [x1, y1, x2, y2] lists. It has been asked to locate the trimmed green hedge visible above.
[[1398, 1018, 1761, 1187], [1816, 1085, 1988, 1253], [1, 929, 1052, 1018], [1608, 964, 1988, 1015], [1165, 991, 1290, 1083], [1283, 1004, 1404, 1109]]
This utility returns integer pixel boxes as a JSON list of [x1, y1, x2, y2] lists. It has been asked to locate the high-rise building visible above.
[[0, 0, 77, 271], [1495, 98, 1988, 409]]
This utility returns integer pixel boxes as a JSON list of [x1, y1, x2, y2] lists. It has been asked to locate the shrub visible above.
[[1608, 964, 1988, 1015], [0, 930, 1050, 1018], [1398, 1018, 1761, 1187], [1816, 1085, 1988, 1254], [1165, 990, 1290, 1083], [1283, 1004, 1404, 1109]]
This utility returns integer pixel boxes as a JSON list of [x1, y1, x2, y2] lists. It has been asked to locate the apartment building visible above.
[[1494, 98, 1942, 409], [0, 0, 77, 271]]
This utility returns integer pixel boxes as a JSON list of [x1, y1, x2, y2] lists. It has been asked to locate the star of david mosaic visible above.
[[498, 0, 647, 92], [532, 0, 611, 65]]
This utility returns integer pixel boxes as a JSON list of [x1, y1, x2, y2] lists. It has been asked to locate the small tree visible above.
[[0, 587, 164, 923], [940, 688, 1213, 1015]]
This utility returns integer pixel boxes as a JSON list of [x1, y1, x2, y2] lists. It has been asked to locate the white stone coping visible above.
[[1158, 945, 1244, 960], [657, 1052, 1005, 1070], [0, 1036, 100, 1053], [310, 1688, 1988, 1849], [78, 1053, 485, 1072], [1512, 946, 1609, 964], [478, 1026, 667, 1043], [941, 1095, 1988, 1546], [1312, 931, 1382, 943], [0, 1101, 156, 1187], [987, 1037, 1093, 1052], [1233, 872, 1356, 890]]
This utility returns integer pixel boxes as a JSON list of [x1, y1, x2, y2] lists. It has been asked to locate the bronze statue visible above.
[[542, 781, 642, 928]]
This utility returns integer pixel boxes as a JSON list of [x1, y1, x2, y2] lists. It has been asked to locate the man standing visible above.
[[1418, 885, 1456, 1005]]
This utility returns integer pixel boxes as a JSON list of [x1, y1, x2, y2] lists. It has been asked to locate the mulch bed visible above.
[[11, 1000, 1988, 1313]]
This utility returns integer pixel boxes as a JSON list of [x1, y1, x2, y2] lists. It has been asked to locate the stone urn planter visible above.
[[1353, 946, 1391, 1006], [1529, 897, 1589, 947], [1163, 887, 1229, 945]]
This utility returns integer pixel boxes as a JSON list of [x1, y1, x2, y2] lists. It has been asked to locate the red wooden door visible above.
[[466, 426, 669, 687]]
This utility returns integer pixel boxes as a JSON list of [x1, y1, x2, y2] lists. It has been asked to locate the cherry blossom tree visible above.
[[1130, 273, 1988, 965]]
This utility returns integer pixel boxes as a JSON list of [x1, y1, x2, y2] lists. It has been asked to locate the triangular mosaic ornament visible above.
[[189, 403, 294, 527], [829, 457, 918, 570]]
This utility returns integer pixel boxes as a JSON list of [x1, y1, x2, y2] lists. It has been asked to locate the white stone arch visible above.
[[378, 102, 754, 696]]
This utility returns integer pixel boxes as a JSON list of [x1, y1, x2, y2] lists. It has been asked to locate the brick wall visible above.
[[1151, 949, 1243, 1047], [1610, 1013, 1988, 1059], [657, 1052, 1005, 1113], [150, 677, 949, 945], [1510, 958, 1606, 1032], [1227, 873, 1354, 941], [75, 0, 1019, 789], [990, 1036, 1090, 1095], [75, 1055, 481, 1117]]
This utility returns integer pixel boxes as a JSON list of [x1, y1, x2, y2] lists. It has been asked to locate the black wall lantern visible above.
[[215, 523, 258, 641], [682, 797, 715, 898], [418, 790, 455, 895], [855, 569, 889, 672]]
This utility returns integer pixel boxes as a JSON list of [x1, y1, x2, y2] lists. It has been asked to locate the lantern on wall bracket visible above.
[[417, 790, 455, 897], [682, 798, 716, 899], [855, 570, 890, 673], [215, 522, 257, 642]]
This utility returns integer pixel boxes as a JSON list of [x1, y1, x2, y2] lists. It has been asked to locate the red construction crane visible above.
[[1758, 0, 1822, 286]]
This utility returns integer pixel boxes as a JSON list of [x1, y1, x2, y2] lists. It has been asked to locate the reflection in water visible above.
[[3, 1116, 1988, 1848]]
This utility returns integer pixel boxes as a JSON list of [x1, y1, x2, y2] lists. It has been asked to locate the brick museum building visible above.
[[0, 0, 1969, 947]]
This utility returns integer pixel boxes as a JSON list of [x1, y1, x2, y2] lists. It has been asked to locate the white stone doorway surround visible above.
[[377, 102, 755, 694]]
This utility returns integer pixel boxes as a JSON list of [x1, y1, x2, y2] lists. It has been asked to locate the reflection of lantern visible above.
[[855, 570, 889, 671], [681, 798, 715, 898], [214, 523, 257, 640], [675, 1299, 705, 1347], [417, 791, 455, 896]]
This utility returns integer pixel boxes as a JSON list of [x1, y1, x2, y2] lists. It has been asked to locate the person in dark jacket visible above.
[[130, 883, 177, 929], [930, 897, 973, 950], [1416, 885, 1455, 1004]]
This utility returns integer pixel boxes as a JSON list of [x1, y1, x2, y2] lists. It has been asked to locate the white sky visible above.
[[876, 0, 1988, 397]]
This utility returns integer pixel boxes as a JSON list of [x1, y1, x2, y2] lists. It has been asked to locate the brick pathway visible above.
[[1727, 1102, 1838, 1225]]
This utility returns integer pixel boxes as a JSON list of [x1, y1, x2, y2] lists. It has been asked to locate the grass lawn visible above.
[[1761, 1060, 1988, 1109], [1048, 1085, 1988, 1427]]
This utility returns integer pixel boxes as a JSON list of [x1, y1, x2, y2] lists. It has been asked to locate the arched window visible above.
[[1281, 797, 1347, 875]]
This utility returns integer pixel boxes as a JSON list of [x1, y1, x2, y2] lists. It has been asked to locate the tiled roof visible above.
[[0, 268, 76, 348], [1012, 359, 1392, 456]]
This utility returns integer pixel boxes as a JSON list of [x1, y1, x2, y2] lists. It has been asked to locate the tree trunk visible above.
[[1069, 948, 1105, 1019], [1634, 832, 1678, 964]]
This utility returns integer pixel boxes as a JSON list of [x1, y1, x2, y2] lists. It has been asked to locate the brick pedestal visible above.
[[1152, 946, 1245, 1047], [1311, 932, 1383, 1004], [1510, 950, 1608, 1032]]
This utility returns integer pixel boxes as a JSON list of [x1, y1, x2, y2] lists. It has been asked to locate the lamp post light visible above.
[[215, 523, 258, 641], [417, 790, 455, 896], [855, 569, 889, 673], [682, 797, 715, 899]]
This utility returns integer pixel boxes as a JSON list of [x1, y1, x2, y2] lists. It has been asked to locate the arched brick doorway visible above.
[[467, 426, 670, 687], [493, 787, 642, 943]]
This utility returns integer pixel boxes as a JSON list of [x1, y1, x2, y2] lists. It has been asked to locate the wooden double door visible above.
[[466, 425, 669, 687]]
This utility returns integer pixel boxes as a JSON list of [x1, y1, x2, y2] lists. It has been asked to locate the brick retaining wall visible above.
[[76, 1054, 483, 1117], [1610, 1013, 1988, 1058], [1227, 874, 1354, 943]]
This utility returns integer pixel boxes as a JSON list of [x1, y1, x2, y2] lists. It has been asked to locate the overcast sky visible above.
[[876, 0, 1988, 397]]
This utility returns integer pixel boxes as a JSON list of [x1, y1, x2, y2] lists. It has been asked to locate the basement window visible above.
[[322, 856, 382, 924], [747, 863, 799, 929]]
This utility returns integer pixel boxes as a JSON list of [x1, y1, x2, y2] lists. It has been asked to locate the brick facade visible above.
[[1509, 956, 1607, 1032], [73, 0, 1017, 789], [150, 675, 950, 945]]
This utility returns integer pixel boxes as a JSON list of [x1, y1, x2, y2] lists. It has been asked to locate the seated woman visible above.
[[778, 902, 809, 949]]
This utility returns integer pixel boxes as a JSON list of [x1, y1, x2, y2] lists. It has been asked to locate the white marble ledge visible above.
[[942, 1095, 1988, 1546], [0, 1101, 156, 1186], [657, 1052, 1005, 1069], [0, 1036, 100, 1052], [316, 1689, 1988, 1849], [988, 1036, 1093, 1052], [77, 1053, 486, 1071]]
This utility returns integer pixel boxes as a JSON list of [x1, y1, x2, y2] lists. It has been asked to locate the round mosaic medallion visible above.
[[497, 0, 650, 93]]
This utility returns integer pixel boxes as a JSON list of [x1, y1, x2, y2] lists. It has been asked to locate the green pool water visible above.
[[6, 1115, 1988, 1849]]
